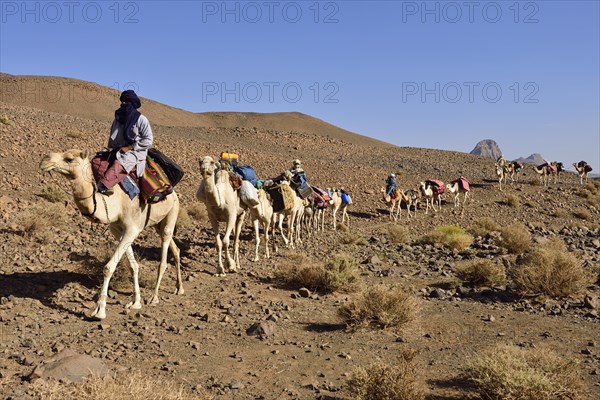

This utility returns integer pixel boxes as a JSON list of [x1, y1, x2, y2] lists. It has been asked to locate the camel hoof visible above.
[[148, 296, 160, 305], [175, 288, 185, 296], [126, 301, 142, 310], [214, 272, 227, 277], [90, 307, 106, 320]]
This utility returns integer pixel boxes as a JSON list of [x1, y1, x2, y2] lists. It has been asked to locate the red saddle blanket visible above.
[[426, 180, 445, 195], [455, 177, 470, 191]]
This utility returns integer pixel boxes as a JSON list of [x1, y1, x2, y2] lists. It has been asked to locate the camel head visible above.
[[40, 149, 90, 179], [199, 156, 217, 177]]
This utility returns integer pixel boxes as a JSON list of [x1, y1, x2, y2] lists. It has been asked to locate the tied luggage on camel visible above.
[[268, 184, 295, 212]]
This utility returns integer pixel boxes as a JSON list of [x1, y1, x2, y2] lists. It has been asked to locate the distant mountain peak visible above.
[[470, 139, 502, 160], [514, 153, 546, 165]]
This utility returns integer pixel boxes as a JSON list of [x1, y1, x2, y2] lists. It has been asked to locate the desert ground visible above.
[[0, 74, 599, 399]]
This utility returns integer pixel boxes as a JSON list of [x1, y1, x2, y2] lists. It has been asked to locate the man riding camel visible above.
[[97, 90, 153, 195]]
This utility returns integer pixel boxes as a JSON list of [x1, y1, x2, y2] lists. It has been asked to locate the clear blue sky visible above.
[[1, 0, 599, 169]]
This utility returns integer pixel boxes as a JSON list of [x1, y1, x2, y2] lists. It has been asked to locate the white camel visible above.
[[273, 181, 305, 249], [196, 156, 246, 276], [331, 189, 350, 230], [401, 188, 420, 218], [40, 150, 183, 320], [419, 181, 442, 214], [248, 188, 274, 261], [446, 180, 471, 208], [572, 162, 591, 185], [532, 164, 551, 187], [495, 163, 507, 191]]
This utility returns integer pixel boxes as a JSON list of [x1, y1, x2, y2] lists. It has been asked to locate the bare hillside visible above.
[[0, 74, 386, 147]]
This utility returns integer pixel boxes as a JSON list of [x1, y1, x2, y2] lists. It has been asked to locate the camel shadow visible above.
[[303, 322, 346, 333], [0, 271, 95, 318], [427, 376, 478, 400], [348, 210, 376, 219]]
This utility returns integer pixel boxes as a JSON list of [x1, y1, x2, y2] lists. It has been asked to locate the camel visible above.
[[573, 162, 591, 185], [401, 189, 420, 218], [381, 187, 403, 221], [551, 162, 564, 183], [495, 159, 508, 191], [273, 181, 305, 249], [197, 156, 246, 276], [419, 181, 442, 214], [531, 164, 551, 187], [331, 189, 350, 230], [248, 189, 274, 261], [40, 150, 183, 320], [504, 162, 524, 185], [446, 180, 471, 208]]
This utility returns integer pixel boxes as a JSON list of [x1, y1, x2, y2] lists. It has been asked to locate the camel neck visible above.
[[71, 172, 100, 219]]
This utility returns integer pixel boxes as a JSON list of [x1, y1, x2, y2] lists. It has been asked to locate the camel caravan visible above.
[[495, 156, 593, 189], [38, 147, 593, 320]]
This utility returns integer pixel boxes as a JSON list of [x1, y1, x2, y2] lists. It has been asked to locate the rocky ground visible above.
[[0, 100, 599, 400]]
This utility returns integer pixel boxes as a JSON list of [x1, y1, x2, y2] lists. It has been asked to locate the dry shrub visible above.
[[276, 253, 361, 293], [186, 201, 208, 222], [422, 225, 472, 250], [466, 344, 584, 400], [38, 184, 67, 203], [337, 222, 349, 232], [348, 348, 426, 400], [455, 259, 506, 287], [0, 115, 12, 125], [339, 285, 417, 329], [86, 245, 132, 290], [504, 194, 521, 208], [524, 200, 537, 208], [498, 223, 531, 254], [511, 238, 588, 298], [341, 231, 368, 246], [551, 209, 568, 218], [572, 207, 591, 221], [32, 372, 202, 400], [469, 217, 500, 237], [176, 207, 193, 230], [14, 204, 68, 236], [382, 224, 409, 244]]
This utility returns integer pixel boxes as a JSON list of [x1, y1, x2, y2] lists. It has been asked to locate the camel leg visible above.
[[296, 208, 304, 244], [252, 218, 260, 262], [233, 211, 244, 271], [342, 206, 349, 227], [148, 222, 175, 305], [332, 206, 338, 230], [287, 213, 295, 248], [277, 213, 289, 247], [124, 246, 142, 310], [263, 217, 271, 259], [91, 229, 140, 320], [169, 238, 183, 295], [210, 216, 226, 277]]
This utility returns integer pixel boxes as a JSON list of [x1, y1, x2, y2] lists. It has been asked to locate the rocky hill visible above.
[[0, 75, 599, 400], [469, 139, 502, 160], [0, 73, 387, 148]]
